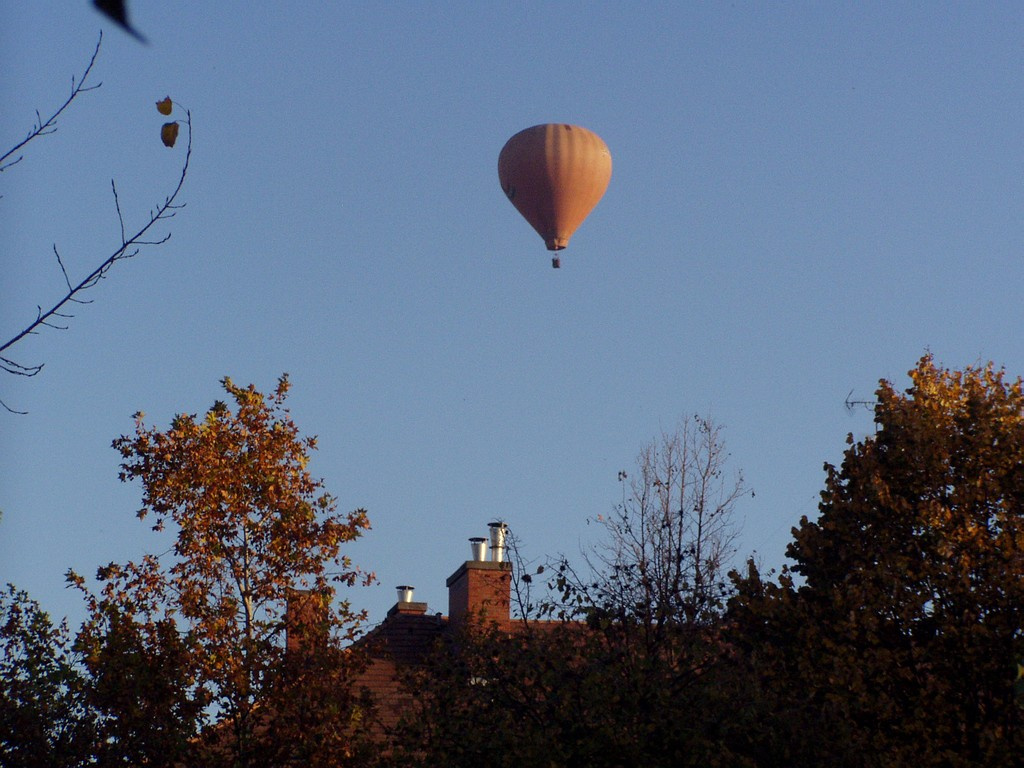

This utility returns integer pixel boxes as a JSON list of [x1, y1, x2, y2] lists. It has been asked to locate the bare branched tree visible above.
[[553, 415, 748, 630], [392, 423, 753, 765], [1, 34, 192, 414], [502, 528, 546, 623]]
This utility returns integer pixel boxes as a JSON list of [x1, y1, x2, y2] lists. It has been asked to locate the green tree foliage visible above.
[[0, 584, 94, 768], [68, 375, 373, 767], [12, 357, 1024, 766], [386, 621, 616, 767], [71, 569, 207, 767], [730, 356, 1024, 767], [390, 617, 755, 768]]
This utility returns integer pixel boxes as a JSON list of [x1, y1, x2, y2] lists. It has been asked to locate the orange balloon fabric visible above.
[[498, 124, 612, 251]]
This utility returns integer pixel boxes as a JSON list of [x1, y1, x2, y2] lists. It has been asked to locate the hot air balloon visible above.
[[498, 124, 612, 267]]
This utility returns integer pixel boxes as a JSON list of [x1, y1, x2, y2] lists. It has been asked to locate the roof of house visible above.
[[350, 555, 515, 738]]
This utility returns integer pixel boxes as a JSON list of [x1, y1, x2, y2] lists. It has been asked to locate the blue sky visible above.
[[3, 3, 1024, 630]]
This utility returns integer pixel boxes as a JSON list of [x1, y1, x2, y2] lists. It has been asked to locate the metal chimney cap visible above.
[[488, 522, 508, 562], [469, 537, 488, 562], [395, 585, 415, 603]]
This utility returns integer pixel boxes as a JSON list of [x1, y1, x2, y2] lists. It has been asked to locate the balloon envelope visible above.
[[498, 124, 612, 251]]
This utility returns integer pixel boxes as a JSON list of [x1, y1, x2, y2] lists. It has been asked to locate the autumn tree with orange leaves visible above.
[[69, 375, 374, 768], [729, 356, 1024, 767]]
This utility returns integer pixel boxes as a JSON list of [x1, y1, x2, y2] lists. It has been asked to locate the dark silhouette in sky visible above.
[[93, 0, 147, 44]]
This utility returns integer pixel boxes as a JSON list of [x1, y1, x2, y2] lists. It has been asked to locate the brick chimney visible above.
[[387, 585, 428, 618], [446, 523, 512, 629], [446, 561, 512, 628]]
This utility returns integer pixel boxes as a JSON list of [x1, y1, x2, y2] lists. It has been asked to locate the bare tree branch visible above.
[[2, 35, 195, 414], [0, 355, 43, 377], [551, 415, 749, 630], [0, 34, 103, 174], [1, 112, 193, 407], [0, 398, 29, 415], [53, 245, 76, 293]]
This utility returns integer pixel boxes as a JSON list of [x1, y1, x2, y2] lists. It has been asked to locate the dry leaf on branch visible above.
[[161, 122, 180, 148]]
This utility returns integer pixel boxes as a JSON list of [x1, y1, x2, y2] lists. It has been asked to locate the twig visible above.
[[0, 355, 43, 377], [53, 245, 74, 292], [844, 390, 878, 413], [112, 179, 127, 245], [0, 398, 28, 416], [0, 34, 103, 173], [0, 112, 193, 390]]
